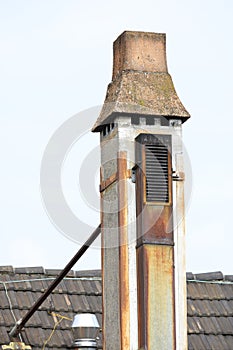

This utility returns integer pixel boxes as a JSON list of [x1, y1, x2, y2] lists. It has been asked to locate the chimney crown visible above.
[[112, 31, 167, 80], [92, 30, 190, 132]]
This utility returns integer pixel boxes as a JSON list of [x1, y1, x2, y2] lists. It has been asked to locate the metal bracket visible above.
[[172, 171, 185, 181], [131, 167, 137, 183]]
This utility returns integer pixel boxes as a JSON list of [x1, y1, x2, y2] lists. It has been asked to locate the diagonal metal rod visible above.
[[9, 224, 101, 339]]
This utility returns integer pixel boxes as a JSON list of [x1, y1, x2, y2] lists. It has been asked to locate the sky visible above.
[[0, 0, 233, 274]]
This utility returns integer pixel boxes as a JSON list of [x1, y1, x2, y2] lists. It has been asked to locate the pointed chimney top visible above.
[[112, 31, 168, 80]]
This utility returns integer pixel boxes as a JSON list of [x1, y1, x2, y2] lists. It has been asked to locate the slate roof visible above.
[[1, 267, 233, 349]]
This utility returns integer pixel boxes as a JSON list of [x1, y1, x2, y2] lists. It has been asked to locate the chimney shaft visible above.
[[95, 31, 189, 350], [112, 31, 168, 80]]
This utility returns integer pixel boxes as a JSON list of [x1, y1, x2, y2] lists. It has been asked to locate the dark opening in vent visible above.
[[145, 142, 169, 203]]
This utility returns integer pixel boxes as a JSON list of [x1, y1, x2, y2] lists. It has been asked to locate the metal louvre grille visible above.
[[145, 143, 169, 202]]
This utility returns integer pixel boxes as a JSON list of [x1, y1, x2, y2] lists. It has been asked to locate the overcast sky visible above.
[[0, 0, 232, 274]]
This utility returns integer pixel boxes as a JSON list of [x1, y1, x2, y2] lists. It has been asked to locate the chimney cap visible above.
[[92, 30, 190, 132]]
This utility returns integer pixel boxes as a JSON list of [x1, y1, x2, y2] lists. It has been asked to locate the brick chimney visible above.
[[93, 31, 190, 350], [112, 31, 168, 79]]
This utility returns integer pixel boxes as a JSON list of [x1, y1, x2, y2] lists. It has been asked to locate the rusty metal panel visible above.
[[135, 133, 173, 245], [137, 244, 175, 349], [117, 151, 130, 350], [135, 133, 175, 349], [138, 205, 173, 245]]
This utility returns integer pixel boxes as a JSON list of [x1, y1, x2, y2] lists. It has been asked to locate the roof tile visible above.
[[218, 317, 233, 335], [225, 275, 233, 282], [24, 327, 47, 347], [14, 291, 34, 309], [64, 278, 83, 294], [207, 334, 229, 350], [0, 326, 10, 344], [225, 335, 233, 348], [0, 290, 11, 309], [45, 269, 75, 278], [222, 283, 233, 300], [14, 267, 45, 275], [75, 270, 101, 278], [186, 272, 194, 280], [188, 334, 209, 350], [204, 283, 224, 300], [195, 272, 224, 281], [0, 266, 14, 274], [221, 300, 233, 316], [51, 293, 71, 312], [12, 279, 32, 291]]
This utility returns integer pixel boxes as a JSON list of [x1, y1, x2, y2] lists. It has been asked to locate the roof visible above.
[[0, 266, 102, 350], [187, 271, 233, 349], [1, 267, 233, 349]]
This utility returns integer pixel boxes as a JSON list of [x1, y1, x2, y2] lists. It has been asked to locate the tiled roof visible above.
[[1, 267, 233, 349], [187, 272, 233, 350], [0, 266, 102, 349]]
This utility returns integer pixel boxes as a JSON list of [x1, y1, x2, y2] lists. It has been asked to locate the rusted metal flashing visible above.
[[117, 151, 130, 350]]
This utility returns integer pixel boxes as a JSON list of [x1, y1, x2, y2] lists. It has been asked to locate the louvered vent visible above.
[[145, 142, 169, 202]]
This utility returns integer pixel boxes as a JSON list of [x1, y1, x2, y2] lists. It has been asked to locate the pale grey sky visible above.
[[0, 0, 233, 273]]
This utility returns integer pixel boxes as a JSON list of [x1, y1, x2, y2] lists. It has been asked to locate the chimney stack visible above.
[[93, 31, 190, 350], [112, 31, 168, 80]]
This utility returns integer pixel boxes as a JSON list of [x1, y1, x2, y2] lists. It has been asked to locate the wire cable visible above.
[[1, 282, 23, 342], [41, 312, 72, 350]]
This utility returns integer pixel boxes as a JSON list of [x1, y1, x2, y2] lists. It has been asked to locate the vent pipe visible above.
[[72, 313, 100, 349]]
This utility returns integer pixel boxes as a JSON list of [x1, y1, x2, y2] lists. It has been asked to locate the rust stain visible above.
[[135, 134, 174, 246], [135, 134, 175, 349], [117, 151, 130, 350], [137, 245, 175, 349], [140, 205, 173, 244], [100, 169, 106, 350], [99, 169, 131, 193]]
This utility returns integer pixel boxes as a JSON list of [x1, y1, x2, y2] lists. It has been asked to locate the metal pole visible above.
[[9, 225, 101, 339]]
